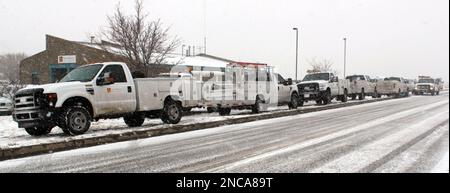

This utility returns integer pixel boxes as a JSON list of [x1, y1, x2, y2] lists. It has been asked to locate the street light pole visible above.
[[343, 37, 347, 78], [293, 28, 299, 81], [182, 45, 186, 56]]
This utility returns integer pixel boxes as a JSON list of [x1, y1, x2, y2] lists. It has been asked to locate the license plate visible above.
[[304, 94, 310, 98]]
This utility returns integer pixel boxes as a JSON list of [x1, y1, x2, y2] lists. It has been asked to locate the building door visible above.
[[49, 63, 79, 83]]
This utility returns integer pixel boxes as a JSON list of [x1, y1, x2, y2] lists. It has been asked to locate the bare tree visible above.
[[0, 53, 26, 82], [0, 53, 27, 98], [101, 0, 180, 77], [306, 57, 338, 75]]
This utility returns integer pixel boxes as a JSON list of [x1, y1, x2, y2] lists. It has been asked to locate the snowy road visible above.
[[0, 93, 448, 173]]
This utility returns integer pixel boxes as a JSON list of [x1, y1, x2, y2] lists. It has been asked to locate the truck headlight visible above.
[[45, 93, 58, 107]]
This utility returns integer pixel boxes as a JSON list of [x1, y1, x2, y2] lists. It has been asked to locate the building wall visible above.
[[19, 35, 172, 84]]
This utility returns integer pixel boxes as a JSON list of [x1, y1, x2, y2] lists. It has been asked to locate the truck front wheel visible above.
[[252, 98, 263, 114], [62, 106, 92, 135], [288, 93, 299, 109], [124, 113, 145, 127], [25, 126, 53, 136], [161, 100, 182, 124], [218, 107, 231, 116], [359, 89, 365, 100], [322, 91, 332, 105], [341, 90, 348, 103]]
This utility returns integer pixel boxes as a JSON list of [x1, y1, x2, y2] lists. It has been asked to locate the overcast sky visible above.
[[0, 0, 448, 81]]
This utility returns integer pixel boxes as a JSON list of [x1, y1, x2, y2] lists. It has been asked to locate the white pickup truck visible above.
[[297, 72, 349, 105], [376, 77, 410, 97], [414, 77, 440, 95], [345, 75, 378, 100], [13, 62, 192, 136]]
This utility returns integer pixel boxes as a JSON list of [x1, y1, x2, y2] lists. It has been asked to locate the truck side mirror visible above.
[[287, 78, 293, 85]]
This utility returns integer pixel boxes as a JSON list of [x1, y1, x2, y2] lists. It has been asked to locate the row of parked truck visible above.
[[11, 62, 444, 136]]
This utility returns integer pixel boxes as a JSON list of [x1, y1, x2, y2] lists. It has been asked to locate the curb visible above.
[[0, 97, 394, 161]]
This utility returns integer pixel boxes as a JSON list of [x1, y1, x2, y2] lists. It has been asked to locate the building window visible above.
[[31, 72, 40, 85]]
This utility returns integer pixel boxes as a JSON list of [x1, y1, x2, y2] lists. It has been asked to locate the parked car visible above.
[[297, 72, 349, 105], [0, 97, 13, 115], [345, 75, 377, 100]]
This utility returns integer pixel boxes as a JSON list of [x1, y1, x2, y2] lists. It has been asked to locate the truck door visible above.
[[94, 64, 135, 115], [330, 74, 339, 95]]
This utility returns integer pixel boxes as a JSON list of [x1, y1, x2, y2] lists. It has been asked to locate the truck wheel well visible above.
[[62, 97, 94, 117], [164, 96, 181, 105]]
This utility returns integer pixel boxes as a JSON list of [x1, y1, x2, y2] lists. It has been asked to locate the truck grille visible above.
[[13, 88, 44, 121], [298, 83, 319, 92], [418, 85, 430, 90]]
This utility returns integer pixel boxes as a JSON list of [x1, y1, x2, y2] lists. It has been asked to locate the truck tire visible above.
[[124, 113, 145, 127], [61, 106, 92, 135], [437, 91, 440, 95], [207, 107, 216, 113], [431, 91, 435, 96], [252, 98, 263, 114], [288, 93, 299, 109], [161, 100, 182, 124], [351, 94, 356, 100], [316, 99, 323, 105], [218, 108, 231, 116], [341, 90, 348, 102], [359, 89, 365, 100], [25, 126, 53, 136], [322, 91, 332, 105]]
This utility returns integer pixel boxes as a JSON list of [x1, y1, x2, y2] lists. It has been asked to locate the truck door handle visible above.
[[127, 86, 132, 93]]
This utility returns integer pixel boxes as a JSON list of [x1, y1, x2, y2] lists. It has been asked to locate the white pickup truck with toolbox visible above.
[[346, 75, 378, 100], [297, 72, 349, 105], [376, 77, 410, 97], [13, 62, 191, 136]]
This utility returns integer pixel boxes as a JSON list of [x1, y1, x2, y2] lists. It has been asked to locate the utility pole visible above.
[[343, 37, 347, 78], [293, 28, 299, 80]]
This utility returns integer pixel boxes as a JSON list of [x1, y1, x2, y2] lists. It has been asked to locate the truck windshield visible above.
[[59, 64, 103, 83], [386, 77, 401, 82], [346, 75, 364, 81], [303, 73, 329, 81], [418, 79, 434, 84]]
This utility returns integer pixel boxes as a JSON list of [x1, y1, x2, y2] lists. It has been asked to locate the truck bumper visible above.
[[13, 109, 57, 128], [299, 91, 324, 101]]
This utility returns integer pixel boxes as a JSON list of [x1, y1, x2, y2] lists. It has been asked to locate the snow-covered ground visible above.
[[431, 151, 449, 173], [0, 97, 383, 149]]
